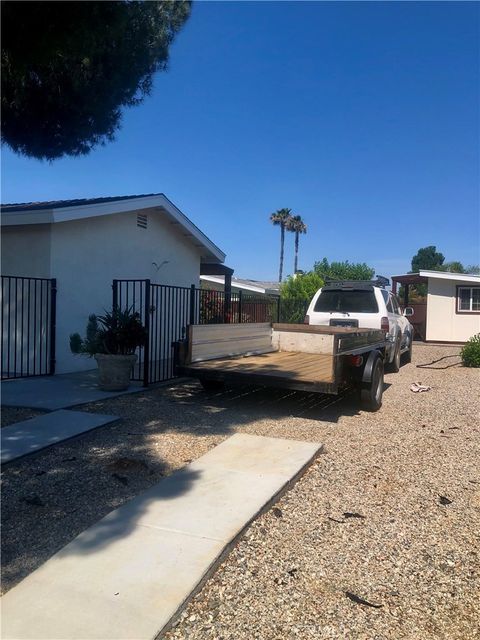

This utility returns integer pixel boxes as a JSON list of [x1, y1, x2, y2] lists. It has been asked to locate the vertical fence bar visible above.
[[238, 290, 243, 323], [49, 279, 57, 375], [189, 284, 196, 325], [143, 279, 150, 387]]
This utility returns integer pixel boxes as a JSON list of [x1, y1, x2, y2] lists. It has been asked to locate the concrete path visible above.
[[1, 409, 119, 464], [1, 370, 144, 410], [1, 433, 322, 640]]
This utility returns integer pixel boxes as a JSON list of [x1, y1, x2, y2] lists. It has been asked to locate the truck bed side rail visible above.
[[188, 323, 274, 363]]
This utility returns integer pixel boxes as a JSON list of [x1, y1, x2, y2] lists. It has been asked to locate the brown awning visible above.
[[391, 273, 428, 286], [200, 263, 234, 277]]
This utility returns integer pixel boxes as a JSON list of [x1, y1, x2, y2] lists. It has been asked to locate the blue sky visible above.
[[2, 1, 479, 280]]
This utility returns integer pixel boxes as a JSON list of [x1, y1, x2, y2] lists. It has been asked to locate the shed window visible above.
[[457, 286, 480, 312]]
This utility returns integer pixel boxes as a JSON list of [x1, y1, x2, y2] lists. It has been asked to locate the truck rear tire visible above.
[[402, 336, 413, 364], [199, 378, 225, 392], [386, 337, 401, 373], [360, 357, 384, 411]]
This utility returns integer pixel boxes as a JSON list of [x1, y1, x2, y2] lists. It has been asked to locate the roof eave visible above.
[[1, 194, 225, 263]]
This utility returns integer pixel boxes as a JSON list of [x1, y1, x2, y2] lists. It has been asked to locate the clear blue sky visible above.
[[2, 1, 479, 280]]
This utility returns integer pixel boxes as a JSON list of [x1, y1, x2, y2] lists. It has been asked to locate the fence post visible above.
[[143, 279, 150, 387], [189, 284, 196, 325], [49, 278, 57, 375], [277, 297, 281, 323], [238, 290, 243, 323], [112, 279, 118, 311]]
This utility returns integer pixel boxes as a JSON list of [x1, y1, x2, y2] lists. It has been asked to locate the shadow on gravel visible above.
[[1, 378, 386, 593]]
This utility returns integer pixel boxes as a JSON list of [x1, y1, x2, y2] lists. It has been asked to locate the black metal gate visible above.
[[1, 276, 57, 379], [112, 279, 280, 386]]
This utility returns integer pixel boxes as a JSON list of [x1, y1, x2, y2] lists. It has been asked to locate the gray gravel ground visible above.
[[1, 344, 479, 640], [1, 407, 45, 428]]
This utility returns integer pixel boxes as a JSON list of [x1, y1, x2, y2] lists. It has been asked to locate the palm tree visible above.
[[270, 208, 292, 282], [287, 214, 307, 274]]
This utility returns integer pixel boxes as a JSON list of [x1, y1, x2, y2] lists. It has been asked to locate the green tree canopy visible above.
[[410, 246, 445, 272], [441, 261, 466, 273], [280, 271, 324, 302], [1, 1, 191, 160], [313, 258, 375, 282]]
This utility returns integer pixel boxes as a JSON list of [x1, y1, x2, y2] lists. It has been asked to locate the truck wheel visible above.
[[402, 336, 413, 364], [386, 337, 401, 373], [360, 357, 384, 411], [199, 378, 225, 392]]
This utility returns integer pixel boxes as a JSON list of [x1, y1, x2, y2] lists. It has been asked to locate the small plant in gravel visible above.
[[460, 333, 480, 368]]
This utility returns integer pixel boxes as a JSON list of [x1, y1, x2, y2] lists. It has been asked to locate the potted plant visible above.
[[70, 307, 147, 391]]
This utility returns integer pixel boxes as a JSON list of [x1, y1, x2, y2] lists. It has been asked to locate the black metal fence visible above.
[[112, 280, 284, 386], [196, 289, 279, 324], [1, 276, 57, 379]]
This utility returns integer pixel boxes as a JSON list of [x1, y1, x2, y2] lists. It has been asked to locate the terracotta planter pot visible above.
[[94, 354, 137, 391]]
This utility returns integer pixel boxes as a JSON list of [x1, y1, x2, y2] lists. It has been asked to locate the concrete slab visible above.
[[1, 369, 144, 411], [1, 433, 322, 640], [1, 409, 119, 464]]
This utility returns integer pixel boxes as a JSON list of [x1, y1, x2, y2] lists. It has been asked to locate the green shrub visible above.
[[70, 307, 147, 356], [461, 333, 480, 368]]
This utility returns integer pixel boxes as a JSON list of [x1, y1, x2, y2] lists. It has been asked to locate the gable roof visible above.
[[1, 193, 225, 263]]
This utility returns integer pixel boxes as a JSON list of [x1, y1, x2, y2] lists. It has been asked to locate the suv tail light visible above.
[[304, 314, 310, 325], [381, 316, 389, 333]]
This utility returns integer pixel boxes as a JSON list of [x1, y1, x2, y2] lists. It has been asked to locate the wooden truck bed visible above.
[[185, 350, 335, 384], [176, 323, 386, 394]]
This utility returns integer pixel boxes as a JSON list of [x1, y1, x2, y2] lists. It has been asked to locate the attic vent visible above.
[[137, 214, 148, 229]]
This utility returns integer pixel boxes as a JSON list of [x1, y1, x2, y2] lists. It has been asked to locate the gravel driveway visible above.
[[1, 344, 479, 639]]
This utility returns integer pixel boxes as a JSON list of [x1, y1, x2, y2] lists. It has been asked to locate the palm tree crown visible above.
[[270, 208, 293, 282], [286, 214, 307, 274]]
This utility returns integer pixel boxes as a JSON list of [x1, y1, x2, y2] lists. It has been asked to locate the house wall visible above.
[[1, 225, 52, 278], [50, 209, 203, 373], [426, 278, 480, 342]]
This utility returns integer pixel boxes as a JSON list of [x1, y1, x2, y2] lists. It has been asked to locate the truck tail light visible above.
[[349, 355, 364, 367], [304, 314, 310, 325], [381, 316, 389, 333]]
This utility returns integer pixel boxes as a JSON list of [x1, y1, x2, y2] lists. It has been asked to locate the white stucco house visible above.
[[1, 193, 226, 374], [392, 270, 480, 343]]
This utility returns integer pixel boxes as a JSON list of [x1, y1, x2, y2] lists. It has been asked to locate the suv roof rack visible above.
[[323, 275, 390, 289]]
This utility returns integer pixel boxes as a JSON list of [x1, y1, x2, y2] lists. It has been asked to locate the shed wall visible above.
[[426, 278, 480, 342]]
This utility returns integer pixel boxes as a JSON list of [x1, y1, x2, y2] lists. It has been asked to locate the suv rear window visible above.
[[314, 289, 379, 313]]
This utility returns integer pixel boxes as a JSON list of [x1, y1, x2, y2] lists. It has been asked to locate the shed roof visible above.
[[391, 270, 480, 285]]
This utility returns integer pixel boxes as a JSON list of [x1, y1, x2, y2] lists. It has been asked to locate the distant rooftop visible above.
[[200, 274, 280, 296], [1, 193, 161, 213]]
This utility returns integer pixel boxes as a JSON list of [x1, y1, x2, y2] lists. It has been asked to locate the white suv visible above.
[[305, 280, 414, 372]]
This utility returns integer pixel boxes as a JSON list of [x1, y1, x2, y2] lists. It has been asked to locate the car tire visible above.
[[386, 336, 401, 373], [199, 378, 225, 392], [360, 356, 384, 411], [402, 335, 413, 364]]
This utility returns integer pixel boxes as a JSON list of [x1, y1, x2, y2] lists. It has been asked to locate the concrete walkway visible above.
[[1, 433, 322, 640], [1, 409, 119, 464], [1, 370, 144, 410]]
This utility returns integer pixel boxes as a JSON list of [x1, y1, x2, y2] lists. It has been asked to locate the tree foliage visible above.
[[286, 214, 307, 274], [410, 246, 445, 272], [1, 1, 191, 160], [280, 271, 324, 302], [313, 258, 375, 282], [270, 208, 293, 282]]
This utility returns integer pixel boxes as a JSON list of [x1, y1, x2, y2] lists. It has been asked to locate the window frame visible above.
[[456, 286, 480, 314]]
